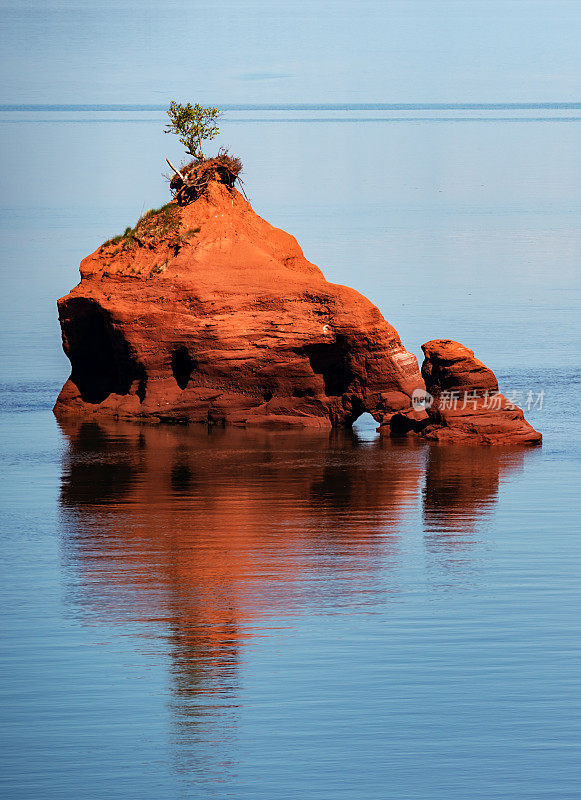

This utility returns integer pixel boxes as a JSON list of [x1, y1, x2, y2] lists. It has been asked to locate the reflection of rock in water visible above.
[[60, 421, 139, 505], [58, 420, 536, 743], [57, 419, 538, 780], [422, 446, 528, 581], [57, 419, 424, 709]]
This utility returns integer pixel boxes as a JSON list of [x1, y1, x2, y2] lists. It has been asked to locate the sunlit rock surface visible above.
[[54, 183, 424, 428], [405, 340, 542, 445]]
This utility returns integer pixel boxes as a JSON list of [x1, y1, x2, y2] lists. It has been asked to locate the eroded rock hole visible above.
[[60, 298, 142, 404], [171, 346, 196, 390], [298, 338, 355, 397], [352, 411, 378, 435]]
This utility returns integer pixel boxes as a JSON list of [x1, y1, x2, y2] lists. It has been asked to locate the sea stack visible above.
[[54, 173, 541, 445]]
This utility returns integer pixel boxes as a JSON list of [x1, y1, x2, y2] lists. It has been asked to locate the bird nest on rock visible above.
[[169, 150, 243, 205]]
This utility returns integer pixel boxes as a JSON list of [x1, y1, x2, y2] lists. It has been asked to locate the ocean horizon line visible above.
[[1, 102, 581, 112]]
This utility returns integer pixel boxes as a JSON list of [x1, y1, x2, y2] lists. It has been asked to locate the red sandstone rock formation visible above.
[[54, 180, 542, 445], [403, 340, 542, 445], [54, 183, 424, 428]]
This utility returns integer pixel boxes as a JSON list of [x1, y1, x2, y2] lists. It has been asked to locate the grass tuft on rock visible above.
[[101, 203, 200, 254]]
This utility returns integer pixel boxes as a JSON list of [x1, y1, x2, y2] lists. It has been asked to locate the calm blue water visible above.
[[1, 105, 580, 799]]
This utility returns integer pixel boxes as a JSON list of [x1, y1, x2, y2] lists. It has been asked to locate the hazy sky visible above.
[[1, 0, 580, 104]]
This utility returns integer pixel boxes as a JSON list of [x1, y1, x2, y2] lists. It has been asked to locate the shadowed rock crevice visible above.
[[136, 374, 147, 403], [299, 338, 355, 397], [171, 345, 197, 390], [59, 298, 144, 404]]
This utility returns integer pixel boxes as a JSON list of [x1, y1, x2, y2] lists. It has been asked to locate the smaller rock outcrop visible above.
[[385, 340, 541, 445]]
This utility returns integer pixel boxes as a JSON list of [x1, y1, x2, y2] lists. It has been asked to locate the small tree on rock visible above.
[[164, 101, 221, 161]]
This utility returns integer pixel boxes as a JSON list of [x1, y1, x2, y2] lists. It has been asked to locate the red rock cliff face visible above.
[[55, 184, 424, 428]]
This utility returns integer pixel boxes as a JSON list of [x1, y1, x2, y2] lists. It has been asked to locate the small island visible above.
[[54, 103, 541, 446]]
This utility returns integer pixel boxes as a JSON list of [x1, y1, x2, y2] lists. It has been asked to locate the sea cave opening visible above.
[[63, 299, 136, 404], [298, 338, 355, 397]]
